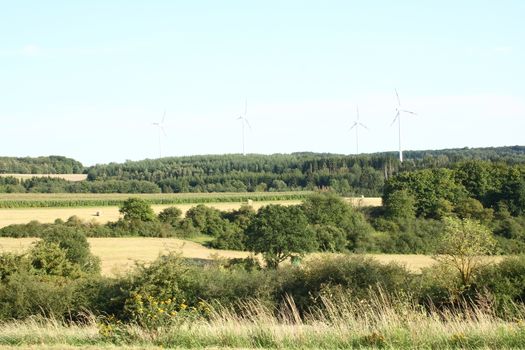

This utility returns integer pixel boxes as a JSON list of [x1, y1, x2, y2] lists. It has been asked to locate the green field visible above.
[[0, 192, 313, 208]]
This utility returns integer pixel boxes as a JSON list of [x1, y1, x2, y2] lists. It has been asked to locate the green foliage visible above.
[[384, 189, 416, 220], [374, 218, 444, 254], [29, 241, 82, 278], [454, 197, 494, 223], [0, 155, 83, 174], [312, 224, 347, 252], [384, 168, 467, 219], [40, 225, 101, 274], [475, 256, 525, 315], [0, 272, 78, 320], [301, 192, 374, 251], [158, 206, 182, 227], [0, 253, 31, 281], [436, 217, 497, 287], [278, 255, 412, 313], [245, 205, 317, 268], [119, 197, 157, 222]]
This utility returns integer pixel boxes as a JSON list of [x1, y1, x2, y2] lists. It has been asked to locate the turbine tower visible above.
[[349, 105, 368, 155], [391, 90, 417, 162], [237, 99, 251, 156], [152, 110, 167, 158]]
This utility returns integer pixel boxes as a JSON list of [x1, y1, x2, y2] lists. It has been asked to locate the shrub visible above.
[[29, 241, 82, 278], [0, 252, 32, 281], [0, 272, 78, 320], [41, 225, 101, 275], [158, 207, 183, 227], [277, 255, 413, 314]]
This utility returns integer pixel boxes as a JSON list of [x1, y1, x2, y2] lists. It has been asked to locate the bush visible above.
[[0, 252, 32, 281], [29, 241, 82, 278], [277, 255, 413, 314], [475, 256, 525, 315], [41, 225, 101, 275], [0, 272, 78, 320], [158, 207, 183, 227]]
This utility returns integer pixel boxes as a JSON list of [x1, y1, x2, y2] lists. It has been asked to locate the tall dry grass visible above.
[[1, 291, 524, 349]]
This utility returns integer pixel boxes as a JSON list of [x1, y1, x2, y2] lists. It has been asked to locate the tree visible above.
[[435, 217, 497, 287], [301, 192, 372, 251], [119, 197, 156, 222], [245, 205, 317, 268], [158, 207, 182, 227], [384, 189, 416, 220]]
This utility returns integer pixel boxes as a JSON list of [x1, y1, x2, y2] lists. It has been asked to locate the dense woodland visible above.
[[1, 146, 525, 195]]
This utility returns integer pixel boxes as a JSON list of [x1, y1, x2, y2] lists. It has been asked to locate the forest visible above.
[[1, 146, 525, 195]]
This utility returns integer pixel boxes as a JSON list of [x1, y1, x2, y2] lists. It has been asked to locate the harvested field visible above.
[[0, 173, 87, 181], [0, 200, 302, 228], [0, 237, 498, 276]]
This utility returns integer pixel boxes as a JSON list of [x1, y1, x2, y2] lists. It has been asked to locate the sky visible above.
[[1, 1, 524, 166]]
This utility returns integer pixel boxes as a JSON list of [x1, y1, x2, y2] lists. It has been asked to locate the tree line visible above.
[[1, 146, 525, 194]]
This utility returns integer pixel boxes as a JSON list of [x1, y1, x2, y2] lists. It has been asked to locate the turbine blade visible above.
[[356, 105, 360, 120], [161, 127, 167, 137], [244, 98, 248, 116], [401, 109, 417, 115], [390, 112, 400, 126], [245, 119, 252, 130], [359, 123, 369, 130], [395, 89, 401, 107], [162, 110, 166, 124]]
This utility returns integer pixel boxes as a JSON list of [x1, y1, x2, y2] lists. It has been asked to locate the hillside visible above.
[[1, 146, 525, 195]]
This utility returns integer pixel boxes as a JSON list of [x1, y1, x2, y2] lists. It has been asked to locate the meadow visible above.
[[1, 286, 524, 349]]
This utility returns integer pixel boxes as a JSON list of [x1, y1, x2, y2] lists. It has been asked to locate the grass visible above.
[[1, 292, 524, 349]]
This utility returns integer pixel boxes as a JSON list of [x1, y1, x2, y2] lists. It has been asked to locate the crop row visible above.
[[0, 192, 311, 208]]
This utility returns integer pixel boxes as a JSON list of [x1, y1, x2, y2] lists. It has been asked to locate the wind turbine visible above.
[[391, 90, 417, 162], [349, 105, 368, 155], [236, 99, 251, 156], [152, 110, 167, 158]]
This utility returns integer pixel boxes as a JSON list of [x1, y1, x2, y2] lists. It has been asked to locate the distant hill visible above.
[[0, 156, 84, 174], [1, 146, 524, 195]]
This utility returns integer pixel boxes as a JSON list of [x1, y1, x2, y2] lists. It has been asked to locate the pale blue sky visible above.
[[1, 1, 524, 165]]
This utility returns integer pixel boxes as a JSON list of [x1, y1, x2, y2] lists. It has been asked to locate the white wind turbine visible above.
[[236, 99, 251, 156], [349, 105, 368, 155], [391, 90, 417, 162], [152, 110, 167, 158]]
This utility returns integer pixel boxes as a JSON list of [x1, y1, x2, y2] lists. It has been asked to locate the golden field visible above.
[[0, 236, 452, 276], [0, 173, 88, 181], [0, 200, 303, 228]]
